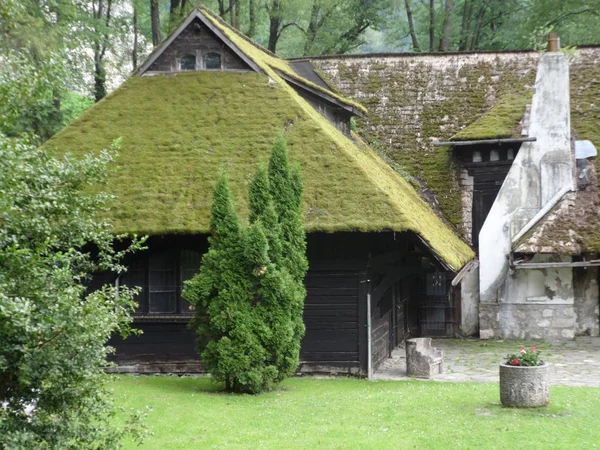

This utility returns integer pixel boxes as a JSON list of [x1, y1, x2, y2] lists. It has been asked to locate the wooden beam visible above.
[[433, 137, 537, 147], [512, 260, 600, 270]]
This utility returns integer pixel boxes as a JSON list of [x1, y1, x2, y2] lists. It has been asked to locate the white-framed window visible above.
[[203, 52, 221, 70], [179, 54, 197, 71]]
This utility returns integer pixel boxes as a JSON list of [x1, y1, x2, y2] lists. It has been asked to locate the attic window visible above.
[[203, 52, 221, 70], [180, 54, 196, 71]]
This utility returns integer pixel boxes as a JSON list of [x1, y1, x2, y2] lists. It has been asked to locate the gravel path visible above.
[[373, 337, 600, 387]]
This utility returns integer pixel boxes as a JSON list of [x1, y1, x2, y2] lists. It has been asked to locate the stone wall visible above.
[[479, 303, 577, 340], [574, 265, 600, 336]]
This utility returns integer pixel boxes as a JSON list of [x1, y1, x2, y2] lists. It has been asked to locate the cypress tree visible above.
[[268, 133, 308, 284], [185, 134, 307, 394]]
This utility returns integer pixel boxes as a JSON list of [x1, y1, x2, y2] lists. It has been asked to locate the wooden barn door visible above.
[[419, 271, 455, 336], [300, 271, 360, 373]]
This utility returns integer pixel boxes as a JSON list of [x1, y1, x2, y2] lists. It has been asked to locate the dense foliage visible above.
[[0, 135, 146, 449], [2, 1, 599, 142], [184, 134, 307, 394]]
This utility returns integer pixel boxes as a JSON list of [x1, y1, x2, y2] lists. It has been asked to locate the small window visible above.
[[149, 251, 177, 313], [203, 52, 221, 70], [180, 54, 196, 71]]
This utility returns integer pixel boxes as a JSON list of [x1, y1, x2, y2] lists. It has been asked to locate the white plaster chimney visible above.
[[479, 35, 573, 303]]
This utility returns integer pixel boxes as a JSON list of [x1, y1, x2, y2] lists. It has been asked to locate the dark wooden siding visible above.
[[300, 271, 360, 373], [148, 18, 251, 72], [293, 86, 352, 135]]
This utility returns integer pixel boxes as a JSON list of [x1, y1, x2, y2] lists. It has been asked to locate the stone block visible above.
[[563, 307, 575, 317], [406, 338, 443, 378], [553, 318, 575, 328], [542, 309, 554, 318], [561, 329, 575, 339], [537, 320, 550, 328], [480, 329, 494, 339]]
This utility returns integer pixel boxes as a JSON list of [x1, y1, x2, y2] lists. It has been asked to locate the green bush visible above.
[[184, 134, 307, 394], [0, 135, 147, 448]]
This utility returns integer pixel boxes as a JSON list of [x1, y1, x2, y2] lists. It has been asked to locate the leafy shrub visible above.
[[0, 135, 147, 449]]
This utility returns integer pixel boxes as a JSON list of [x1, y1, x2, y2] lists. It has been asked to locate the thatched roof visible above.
[[45, 8, 474, 270]]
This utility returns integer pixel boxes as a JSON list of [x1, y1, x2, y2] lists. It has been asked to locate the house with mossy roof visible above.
[[311, 36, 600, 341], [47, 8, 475, 375]]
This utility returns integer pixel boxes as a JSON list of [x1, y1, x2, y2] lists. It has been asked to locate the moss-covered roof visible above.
[[46, 72, 473, 269], [450, 90, 533, 141], [513, 186, 600, 255]]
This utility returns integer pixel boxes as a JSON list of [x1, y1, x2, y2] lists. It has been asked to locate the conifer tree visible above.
[[185, 135, 307, 394], [268, 134, 308, 284]]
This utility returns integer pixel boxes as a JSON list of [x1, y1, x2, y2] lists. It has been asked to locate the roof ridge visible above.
[[199, 7, 367, 114], [198, 7, 279, 59]]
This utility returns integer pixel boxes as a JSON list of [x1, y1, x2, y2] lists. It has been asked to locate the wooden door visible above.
[[471, 163, 512, 247]]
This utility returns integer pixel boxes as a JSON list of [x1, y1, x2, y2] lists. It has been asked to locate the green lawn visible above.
[[113, 376, 600, 449]]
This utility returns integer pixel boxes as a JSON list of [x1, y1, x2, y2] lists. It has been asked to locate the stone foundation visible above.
[[480, 303, 577, 340]]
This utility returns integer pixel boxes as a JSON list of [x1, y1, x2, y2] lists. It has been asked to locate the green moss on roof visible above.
[[451, 90, 533, 141], [199, 7, 367, 115], [47, 71, 472, 270]]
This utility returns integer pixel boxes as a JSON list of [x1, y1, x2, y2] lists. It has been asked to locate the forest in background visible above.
[[2, 0, 600, 141]]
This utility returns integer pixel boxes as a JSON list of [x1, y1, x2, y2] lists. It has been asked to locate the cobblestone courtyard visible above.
[[373, 337, 600, 387]]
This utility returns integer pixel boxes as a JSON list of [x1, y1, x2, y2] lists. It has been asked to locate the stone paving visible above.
[[373, 337, 600, 387]]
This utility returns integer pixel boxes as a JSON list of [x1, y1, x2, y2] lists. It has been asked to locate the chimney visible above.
[[547, 33, 560, 52]]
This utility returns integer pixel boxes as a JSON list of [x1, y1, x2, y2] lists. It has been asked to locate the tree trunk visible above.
[[248, 0, 256, 36], [151, 0, 162, 46], [170, 0, 181, 30], [470, 0, 487, 50], [438, 0, 455, 51], [93, 0, 112, 102], [229, 0, 240, 29], [303, 1, 320, 56], [132, 5, 138, 70], [429, 0, 435, 52], [267, 0, 283, 53], [404, 0, 420, 52], [458, 0, 474, 51], [217, 0, 226, 17]]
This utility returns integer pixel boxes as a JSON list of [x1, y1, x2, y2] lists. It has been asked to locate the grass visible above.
[[113, 375, 600, 449]]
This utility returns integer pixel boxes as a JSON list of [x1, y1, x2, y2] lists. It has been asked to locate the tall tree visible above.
[[429, 0, 435, 51], [404, 0, 420, 51], [91, 0, 113, 102], [133, 4, 139, 70], [247, 0, 256, 37], [150, 0, 161, 46], [438, 0, 455, 51]]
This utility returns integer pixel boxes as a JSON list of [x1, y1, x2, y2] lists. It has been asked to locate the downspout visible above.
[[367, 292, 372, 379]]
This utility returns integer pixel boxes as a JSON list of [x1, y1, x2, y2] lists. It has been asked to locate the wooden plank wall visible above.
[[299, 271, 361, 374], [371, 295, 392, 370]]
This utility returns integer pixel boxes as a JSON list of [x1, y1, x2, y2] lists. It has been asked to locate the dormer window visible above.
[[203, 52, 221, 70], [180, 54, 196, 71]]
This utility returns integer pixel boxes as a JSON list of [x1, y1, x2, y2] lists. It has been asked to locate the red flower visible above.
[[512, 359, 520, 366], [520, 347, 525, 353], [531, 347, 536, 351]]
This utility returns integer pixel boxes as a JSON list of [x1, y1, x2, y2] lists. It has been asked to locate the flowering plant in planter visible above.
[[505, 347, 544, 366]]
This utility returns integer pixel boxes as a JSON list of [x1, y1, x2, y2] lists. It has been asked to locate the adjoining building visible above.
[[313, 37, 600, 341]]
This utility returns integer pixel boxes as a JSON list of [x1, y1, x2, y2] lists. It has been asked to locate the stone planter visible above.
[[499, 364, 549, 407]]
